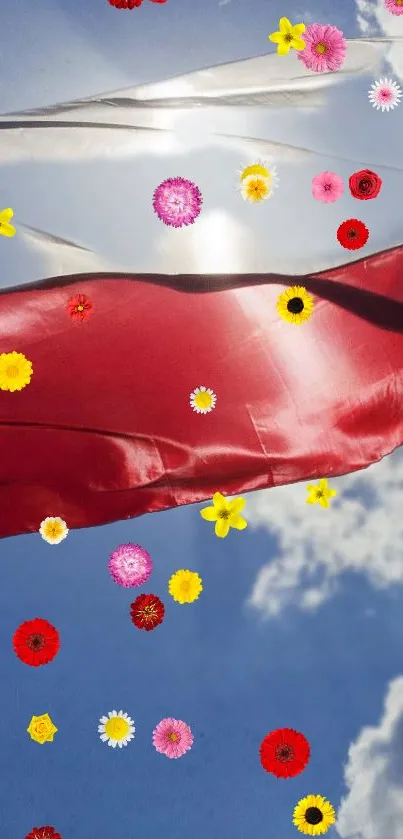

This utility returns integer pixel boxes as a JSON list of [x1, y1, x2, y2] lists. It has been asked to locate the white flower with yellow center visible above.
[[238, 162, 279, 203], [39, 516, 69, 545], [190, 386, 217, 414], [98, 710, 135, 749]]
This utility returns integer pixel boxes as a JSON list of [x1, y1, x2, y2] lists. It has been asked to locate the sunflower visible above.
[[293, 795, 336, 835], [200, 491, 248, 538], [98, 710, 135, 748], [168, 569, 203, 604], [39, 517, 69, 545], [0, 351, 33, 392], [276, 286, 314, 325], [306, 479, 337, 509]]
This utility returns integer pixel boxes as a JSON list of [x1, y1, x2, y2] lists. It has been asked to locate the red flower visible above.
[[13, 618, 60, 667], [349, 169, 382, 201], [67, 293, 93, 322], [108, 0, 143, 7], [130, 593, 165, 631], [149, 0, 168, 3], [337, 218, 369, 251], [25, 829, 62, 839], [259, 728, 310, 778]]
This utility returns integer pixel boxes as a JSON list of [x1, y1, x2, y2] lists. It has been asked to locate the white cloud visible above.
[[356, 0, 403, 78], [247, 447, 403, 617], [337, 676, 403, 839]]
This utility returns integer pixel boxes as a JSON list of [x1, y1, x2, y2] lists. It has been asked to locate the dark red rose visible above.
[[337, 218, 369, 251], [349, 169, 382, 201]]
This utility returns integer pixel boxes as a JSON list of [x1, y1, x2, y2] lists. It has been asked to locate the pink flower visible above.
[[312, 171, 344, 203], [297, 23, 347, 73], [152, 718, 194, 759], [383, 0, 403, 14], [108, 543, 152, 588], [153, 177, 202, 227]]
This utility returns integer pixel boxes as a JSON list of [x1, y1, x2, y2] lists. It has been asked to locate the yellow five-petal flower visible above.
[[200, 491, 248, 538], [0, 208, 16, 237], [268, 17, 306, 56], [306, 479, 337, 509]]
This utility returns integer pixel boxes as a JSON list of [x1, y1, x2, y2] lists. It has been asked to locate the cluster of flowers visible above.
[[107, 0, 167, 8]]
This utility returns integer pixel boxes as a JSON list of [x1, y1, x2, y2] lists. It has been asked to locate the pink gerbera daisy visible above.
[[312, 171, 344, 203], [383, 0, 403, 14], [297, 23, 347, 73], [152, 177, 202, 227], [108, 543, 152, 588], [152, 718, 194, 759]]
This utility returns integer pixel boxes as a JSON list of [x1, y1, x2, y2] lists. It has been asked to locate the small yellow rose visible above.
[[27, 713, 58, 744]]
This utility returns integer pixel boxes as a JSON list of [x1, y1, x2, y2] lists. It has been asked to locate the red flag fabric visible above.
[[0, 244, 403, 539]]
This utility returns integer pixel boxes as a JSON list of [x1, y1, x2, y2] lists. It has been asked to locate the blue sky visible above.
[[2, 0, 403, 837]]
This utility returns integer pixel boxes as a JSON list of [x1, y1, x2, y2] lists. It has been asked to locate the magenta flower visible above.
[[108, 543, 152, 588], [152, 718, 194, 759], [312, 171, 344, 203], [298, 23, 347, 73], [383, 0, 403, 14], [152, 177, 202, 227]]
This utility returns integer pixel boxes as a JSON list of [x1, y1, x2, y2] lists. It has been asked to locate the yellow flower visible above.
[[190, 386, 217, 414], [293, 794, 336, 835], [306, 479, 337, 509], [269, 17, 306, 56], [39, 516, 69, 545], [200, 492, 248, 538], [239, 163, 278, 203], [27, 713, 58, 745], [0, 351, 33, 392], [276, 286, 314, 325], [0, 208, 16, 238], [168, 569, 203, 604]]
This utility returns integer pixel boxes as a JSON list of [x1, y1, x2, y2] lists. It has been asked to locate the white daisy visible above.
[[98, 710, 135, 749], [368, 77, 402, 111], [189, 386, 217, 414], [39, 516, 69, 545]]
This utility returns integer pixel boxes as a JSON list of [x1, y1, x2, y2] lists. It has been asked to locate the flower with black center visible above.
[[130, 593, 165, 631], [337, 218, 369, 251], [67, 293, 93, 322], [293, 795, 336, 835], [260, 728, 311, 778], [276, 286, 314, 325], [13, 618, 60, 667]]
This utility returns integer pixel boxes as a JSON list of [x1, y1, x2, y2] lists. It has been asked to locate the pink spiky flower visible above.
[[152, 718, 194, 758], [297, 23, 347, 73], [152, 177, 202, 227], [108, 543, 152, 588]]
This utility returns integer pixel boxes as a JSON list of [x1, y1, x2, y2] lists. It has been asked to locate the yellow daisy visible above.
[[168, 569, 203, 604], [190, 386, 217, 414], [39, 516, 69, 545], [293, 794, 336, 835], [0, 351, 33, 392], [306, 479, 337, 509], [268, 17, 306, 56], [276, 286, 314, 325], [0, 208, 16, 238], [27, 713, 58, 745], [200, 492, 248, 538]]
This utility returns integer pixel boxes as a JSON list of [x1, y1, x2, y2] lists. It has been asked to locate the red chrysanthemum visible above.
[[13, 618, 60, 667], [130, 593, 165, 631], [259, 728, 311, 778], [66, 293, 93, 321], [108, 0, 143, 7], [336, 218, 369, 251], [25, 828, 62, 839]]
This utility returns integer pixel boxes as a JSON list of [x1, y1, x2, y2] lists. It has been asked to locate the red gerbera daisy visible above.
[[336, 218, 369, 251], [66, 293, 93, 322], [13, 618, 60, 667], [25, 828, 62, 839], [259, 728, 311, 778], [108, 0, 143, 7], [130, 593, 165, 631]]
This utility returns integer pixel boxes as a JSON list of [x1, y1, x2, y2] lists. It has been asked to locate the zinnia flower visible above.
[[130, 593, 165, 630], [268, 17, 306, 55], [39, 516, 69, 545], [276, 286, 314, 325], [152, 717, 193, 758], [67, 293, 93, 322], [27, 713, 58, 745], [200, 492, 248, 538], [306, 479, 337, 508], [337, 218, 369, 250], [190, 386, 217, 414], [108, 543, 152, 587], [0, 207, 16, 237], [369, 77, 402, 111], [311, 171, 343, 203], [153, 177, 202, 227], [13, 618, 60, 667], [98, 710, 135, 748], [0, 351, 33, 392], [383, 0, 403, 14], [293, 795, 336, 835], [298, 23, 347, 73], [25, 828, 62, 839], [168, 569, 203, 604], [260, 728, 311, 778], [349, 169, 382, 200]]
